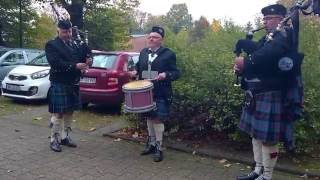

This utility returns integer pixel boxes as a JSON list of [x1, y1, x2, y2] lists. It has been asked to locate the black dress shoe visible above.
[[141, 145, 156, 155], [50, 134, 62, 152], [255, 175, 268, 180], [153, 142, 163, 162], [236, 171, 260, 180], [141, 136, 156, 155], [61, 136, 77, 147]]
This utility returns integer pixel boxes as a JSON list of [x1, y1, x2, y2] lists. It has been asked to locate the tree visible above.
[[0, 0, 38, 47], [211, 19, 222, 33], [85, 7, 130, 50], [244, 21, 253, 32], [34, 0, 140, 50], [143, 14, 167, 33], [166, 3, 192, 34], [26, 14, 56, 49], [189, 16, 210, 42]]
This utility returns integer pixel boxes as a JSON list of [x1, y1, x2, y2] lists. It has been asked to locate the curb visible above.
[[103, 132, 320, 178]]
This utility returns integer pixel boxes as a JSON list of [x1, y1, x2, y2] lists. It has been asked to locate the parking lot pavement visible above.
[[0, 106, 304, 180]]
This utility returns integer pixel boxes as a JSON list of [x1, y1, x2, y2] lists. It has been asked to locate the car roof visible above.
[[8, 48, 43, 52], [92, 50, 139, 56]]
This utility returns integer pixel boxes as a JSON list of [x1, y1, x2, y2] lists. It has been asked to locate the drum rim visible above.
[[123, 103, 156, 113], [122, 80, 153, 91]]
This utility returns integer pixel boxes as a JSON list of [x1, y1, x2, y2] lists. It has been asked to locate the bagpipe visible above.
[[233, 0, 320, 86], [50, 2, 92, 63]]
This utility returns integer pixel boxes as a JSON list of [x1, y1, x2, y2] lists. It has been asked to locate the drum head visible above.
[[123, 80, 153, 91]]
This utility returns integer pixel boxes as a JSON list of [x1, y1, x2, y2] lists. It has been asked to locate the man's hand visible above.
[[85, 57, 93, 67], [156, 72, 166, 81], [234, 57, 244, 75], [76, 63, 89, 71], [129, 70, 137, 78]]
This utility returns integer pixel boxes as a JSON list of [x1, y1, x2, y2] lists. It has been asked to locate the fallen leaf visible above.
[[80, 139, 87, 142], [224, 164, 232, 168], [192, 144, 200, 149], [219, 159, 228, 164], [246, 166, 251, 169], [33, 117, 43, 121], [240, 168, 245, 171], [19, 136, 25, 139], [89, 127, 96, 132], [132, 132, 139, 138], [72, 120, 76, 122], [300, 174, 308, 178], [38, 175, 45, 178], [114, 138, 122, 142], [192, 151, 196, 155]]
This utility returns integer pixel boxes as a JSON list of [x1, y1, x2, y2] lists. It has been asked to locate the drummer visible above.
[[131, 26, 180, 162]]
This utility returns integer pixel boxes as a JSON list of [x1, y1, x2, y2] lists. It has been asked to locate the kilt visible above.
[[142, 98, 171, 122], [239, 90, 295, 148], [48, 83, 81, 113]]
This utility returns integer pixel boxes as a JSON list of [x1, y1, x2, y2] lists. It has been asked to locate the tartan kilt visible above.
[[48, 83, 81, 113], [239, 90, 294, 148], [140, 98, 171, 122]]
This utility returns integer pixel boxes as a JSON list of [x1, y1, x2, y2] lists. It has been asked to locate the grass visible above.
[[30, 104, 124, 131], [0, 96, 33, 116], [0, 96, 124, 131]]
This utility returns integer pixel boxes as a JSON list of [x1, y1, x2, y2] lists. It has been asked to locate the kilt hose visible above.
[[48, 83, 81, 113]]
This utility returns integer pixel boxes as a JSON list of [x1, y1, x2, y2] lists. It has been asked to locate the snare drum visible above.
[[122, 80, 156, 113]]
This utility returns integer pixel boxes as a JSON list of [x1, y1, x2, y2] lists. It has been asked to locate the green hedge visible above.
[[134, 19, 320, 153]]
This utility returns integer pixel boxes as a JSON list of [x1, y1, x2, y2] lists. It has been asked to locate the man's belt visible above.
[[245, 78, 283, 93]]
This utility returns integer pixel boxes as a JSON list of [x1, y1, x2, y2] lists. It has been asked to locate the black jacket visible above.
[[45, 37, 86, 85], [244, 27, 294, 80], [136, 47, 180, 99]]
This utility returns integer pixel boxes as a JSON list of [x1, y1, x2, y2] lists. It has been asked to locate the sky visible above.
[[138, 0, 278, 25]]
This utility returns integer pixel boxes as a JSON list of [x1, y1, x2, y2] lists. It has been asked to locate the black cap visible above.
[[150, 26, 165, 38], [58, 20, 72, 29], [261, 4, 287, 16]]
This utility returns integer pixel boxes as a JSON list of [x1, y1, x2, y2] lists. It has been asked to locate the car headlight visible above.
[[31, 69, 50, 79]]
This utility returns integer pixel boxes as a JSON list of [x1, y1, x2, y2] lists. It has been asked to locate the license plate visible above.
[[80, 77, 96, 84], [6, 84, 21, 91]]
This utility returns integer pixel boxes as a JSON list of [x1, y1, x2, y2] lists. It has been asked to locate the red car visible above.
[[79, 50, 139, 107]]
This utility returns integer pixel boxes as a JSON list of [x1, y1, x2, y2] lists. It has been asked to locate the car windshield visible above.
[[25, 50, 43, 61], [0, 49, 8, 57], [27, 53, 48, 66], [91, 54, 117, 69]]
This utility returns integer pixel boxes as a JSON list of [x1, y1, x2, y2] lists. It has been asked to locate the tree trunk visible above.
[[59, 0, 84, 30]]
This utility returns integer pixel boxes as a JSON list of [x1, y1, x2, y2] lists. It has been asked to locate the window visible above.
[[123, 61, 128, 72], [2, 51, 25, 65], [28, 53, 48, 66], [92, 55, 117, 69], [0, 50, 8, 57], [26, 51, 43, 62], [131, 55, 139, 64], [128, 57, 135, 71]]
